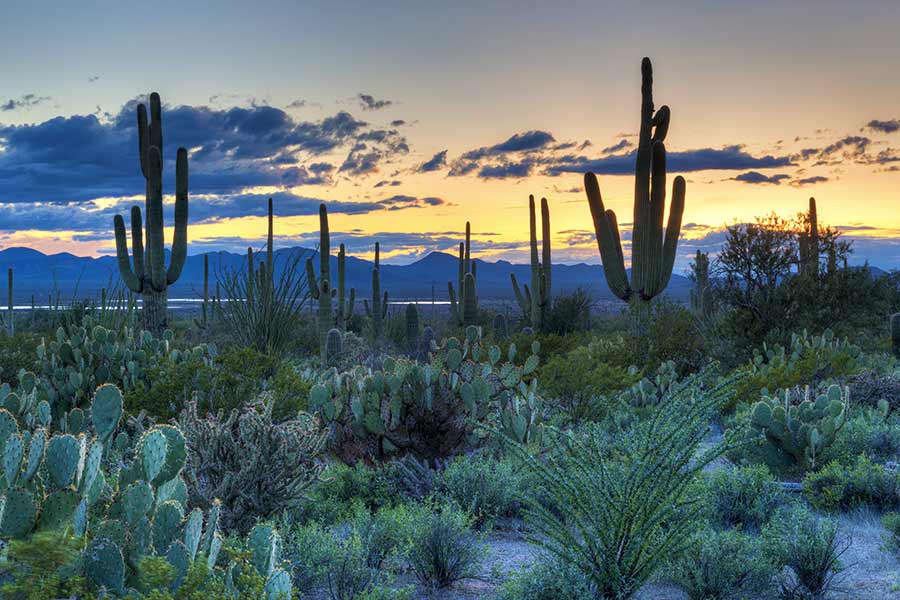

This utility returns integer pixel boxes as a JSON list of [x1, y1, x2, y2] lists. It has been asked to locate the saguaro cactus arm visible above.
[[166, 148, 189, 285]]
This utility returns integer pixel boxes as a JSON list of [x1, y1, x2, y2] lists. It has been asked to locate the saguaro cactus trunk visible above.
[[511, 195, 551, 330], [364, 242, 389, 346], [448, 222, 477, 326], [306, 204, 336, 365], [113, 93, 189, 335], [583, 58, 685, 338]]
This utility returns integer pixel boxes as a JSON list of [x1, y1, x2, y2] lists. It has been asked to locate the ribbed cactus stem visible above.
[[463, 273, 477, 326], [800, 197, 819, 277], [326, 328, 343, 367], [113, 93, 189, 335], [583, 58, 685, 337], [364, 242, 388, 345], [305, 204, 334, 364], [336, 243, 355, 330]]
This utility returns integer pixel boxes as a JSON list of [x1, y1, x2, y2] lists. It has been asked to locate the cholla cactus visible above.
[[113, 93, 189, 335], [582, 58, 685, 335], [749, 384, 849, 470]]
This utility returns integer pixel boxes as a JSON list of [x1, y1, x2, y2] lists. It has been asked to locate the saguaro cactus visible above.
[[405, 303, 419, 355], [114, 93, 189, 335], [336, 244, 356, 331], [364, 243, 389, 345], [449, 222, 477, 326], [306, 204, 336, 365], [689, 250, 712, 318], [510, 195, 551, 330], [6, 268, 12, 336], [799, 197, 819, 277], [196, 254, 209, 329], [583, 58, 685, 335]]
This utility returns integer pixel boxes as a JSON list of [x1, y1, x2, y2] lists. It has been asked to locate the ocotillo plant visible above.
[[364, 242, 389, 345], [306, 204, 336, 364], [114, 93, 188, 335], [799, 197, 819, 277], [449, 222, 477, 326], [510, 195, 551, 330], [583, 57, 685, 336], [336, 243, 356, 331]]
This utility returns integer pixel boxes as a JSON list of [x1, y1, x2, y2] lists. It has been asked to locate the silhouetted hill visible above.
[[0, 246, 700, 304]]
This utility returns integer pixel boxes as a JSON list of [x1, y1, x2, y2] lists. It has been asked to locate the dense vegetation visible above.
[[2, 57, 900, 600]]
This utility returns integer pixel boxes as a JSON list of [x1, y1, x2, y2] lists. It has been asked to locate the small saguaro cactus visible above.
[[405, 303, 419, 355], [493, 313, 509, 339], [583, 58, 685, 336], [336, 243, 356, 331], [689, 250, 712, 318], [114, 93, 189, 335], [449, 222, 477, 326], [306, 204, 336, 365], [799, 197, 819, 277], [510, 195, 551, 331], [196, 254, 209, 329], [6, 268, 12, 336], [364, 242, 389, 345], [892, 313, 900, 359], [326, 328, 343, 366]]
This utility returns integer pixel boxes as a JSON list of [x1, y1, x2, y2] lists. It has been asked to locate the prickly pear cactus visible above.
[[749, 384, 849, 471], [309, 326, 543, 462]]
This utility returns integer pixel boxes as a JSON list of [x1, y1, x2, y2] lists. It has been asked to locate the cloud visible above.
[[601, 139, 633, 154], [0, 97, 410, 205], [791, 175, 829, 187], [866, 119, 900, 134], [88, 76, 100, 83], [374, 179, 402, 188], [1, 94, 51, 112], [461, 130, 556, 161], [417, 150, 448, 173], [358, 93, 393, 111], [478, 161, 533, 179], [731, 171, 791, 185]]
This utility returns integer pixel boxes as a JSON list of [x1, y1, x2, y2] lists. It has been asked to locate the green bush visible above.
[[706, 465, 784, 531], [0, 531, 87, 600], [439, 454, 521, 529], [880, 512, 900, 555], [125, 353, 215, 420], [294, 463, 405, 525], [544, 288, 593, 335], [762, 504, 848, 599], [803, 455, 899, 512], [827, 411, 900, 465], [205, 344, 279, 413], [270, 360, 312, 420], [0, 332, 39, 386], [647, 299, 708, 375], [496, 557, 595, 600], [668, 528, 773, 600], [405, 503, 485, 589]]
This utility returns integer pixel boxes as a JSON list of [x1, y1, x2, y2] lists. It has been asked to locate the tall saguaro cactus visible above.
[[336, 244, 356, 331], [449, 222, 477, 326], [306, 204, 336, 364], [364, 243, 389, 345], [799, 197, 819, 277], [114, 93, 188, 335], [510, 195, 551, 330], [583, 58, 685, 335]]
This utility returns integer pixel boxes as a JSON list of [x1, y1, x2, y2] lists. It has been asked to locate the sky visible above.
[[1, 0, 900, 272]]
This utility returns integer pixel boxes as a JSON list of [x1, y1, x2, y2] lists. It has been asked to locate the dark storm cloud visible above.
[[866, 119, 900, 134], [417, 150, 448, 173], [731, 171, 791, 185]]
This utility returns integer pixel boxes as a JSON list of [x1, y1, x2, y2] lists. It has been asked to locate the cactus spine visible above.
[[336, 244, 356, 331], [306, 204, 335, 365], [510, 196, 551, 330], [583, 58, 685, 336], [799, 197, 819, 277], [364, 243, 389, 345], [449, 222, 477, 326], [113, 93, 188, 335]]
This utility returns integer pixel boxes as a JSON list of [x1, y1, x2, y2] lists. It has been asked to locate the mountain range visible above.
[[0, 246, 695, 304]]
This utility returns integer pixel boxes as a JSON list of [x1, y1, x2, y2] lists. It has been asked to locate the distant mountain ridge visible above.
[[0, 245, 694, 304]]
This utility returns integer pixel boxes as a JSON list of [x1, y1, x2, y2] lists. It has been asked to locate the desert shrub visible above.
[[668, 528, 773, 600], [203, 344, 279, 414], [647, 298, 708, 375], [179, 396, 327, 533], [439, 454, 521, 529], [539, 346, 639, 421], [803, 455, 899, 512], [405, 503, 485, 589], [0, 332, 39, 386], [846, 369, 900, 409], [125, 352, 215, 420], [762, 504, 848, 599], [880, 512, 900, 554], [269, 360, 312, 420], [707, 465, 784, 531], [0, 531, 87, 600], [382, 455, 441, 501], [502, 373, 741, 598], [544, 288, 593, 335], [496, 557, 595, 600], [827, 411, 900, 465]]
